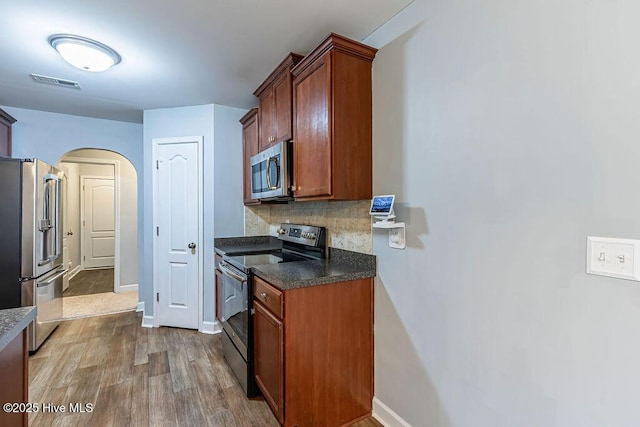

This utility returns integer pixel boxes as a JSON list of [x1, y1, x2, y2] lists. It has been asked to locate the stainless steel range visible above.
[[216, 223, 327, 396]]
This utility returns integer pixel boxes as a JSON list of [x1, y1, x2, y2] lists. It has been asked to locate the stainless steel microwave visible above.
[[250, 141, 292, 200]]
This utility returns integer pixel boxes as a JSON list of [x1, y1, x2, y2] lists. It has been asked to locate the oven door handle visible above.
[[219, 262, 247, 283]]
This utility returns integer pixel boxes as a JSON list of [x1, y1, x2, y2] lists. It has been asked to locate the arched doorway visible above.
[[57, 148, 138, 319]]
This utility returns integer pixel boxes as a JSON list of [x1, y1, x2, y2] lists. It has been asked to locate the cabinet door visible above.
[[242, 112, 260, 205], [258, 89, 274, 150], [0, 331, 27, 427], [293, 51, 332, 198], [254, 301, 284, 424], [273, 72, 293, 143]]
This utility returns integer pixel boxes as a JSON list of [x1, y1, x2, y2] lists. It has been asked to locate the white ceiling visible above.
[[0, 0, 412, 123]]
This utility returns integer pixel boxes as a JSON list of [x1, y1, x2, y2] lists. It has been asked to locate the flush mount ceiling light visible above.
[[48, 34, 121, 72]]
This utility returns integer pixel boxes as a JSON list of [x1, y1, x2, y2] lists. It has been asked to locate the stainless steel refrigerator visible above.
[[0, 158, 66, 351]]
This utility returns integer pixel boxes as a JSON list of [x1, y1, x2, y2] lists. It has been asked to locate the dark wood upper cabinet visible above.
[[292, 34, 377, 201], [240, 108, 260, 205], [254, 53, 304, 151], [0, 108, 17, 158]]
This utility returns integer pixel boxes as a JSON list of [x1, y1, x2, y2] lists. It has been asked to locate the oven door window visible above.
[[221, 273, 249, 348]]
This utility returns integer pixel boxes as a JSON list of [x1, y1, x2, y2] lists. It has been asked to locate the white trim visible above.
[[141, 315, 154, 328], [62, 156, 122, 294], [136, 301, 145, 312], [200, 321, 220, 335], [373, 397, 412, 427], [152, 136, 204, 331], [68, 265, 82, 280], [118, 283, 138, 293]]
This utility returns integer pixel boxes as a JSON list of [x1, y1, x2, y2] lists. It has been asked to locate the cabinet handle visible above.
[[261, 292, 268, 300]]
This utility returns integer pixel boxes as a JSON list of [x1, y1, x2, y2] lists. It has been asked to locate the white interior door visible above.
[[154, 138, 201, 329], [82, 177, 115, 269]]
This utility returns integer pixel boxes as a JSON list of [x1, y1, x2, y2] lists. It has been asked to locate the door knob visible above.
[[188, 242, 196, 249]]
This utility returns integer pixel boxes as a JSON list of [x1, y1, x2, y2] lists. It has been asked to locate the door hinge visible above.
[[82, 220, 85, 226], [83, 255, 85, 261], [156, 160, 159, 170], [156, 226, 159, 236], [156, 293, 159, 302]]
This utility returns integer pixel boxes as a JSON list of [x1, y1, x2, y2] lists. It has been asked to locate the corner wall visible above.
[[366, 0, 640, 425], [143, 104, 244, 323]]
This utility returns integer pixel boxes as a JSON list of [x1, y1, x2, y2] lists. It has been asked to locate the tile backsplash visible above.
[[245, 200, 372, 254]]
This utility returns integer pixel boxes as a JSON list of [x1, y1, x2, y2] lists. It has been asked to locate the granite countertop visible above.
[[0, 306, 36, 352], [253, 247, 376, 290], [214, 236, 376, 290], [214, 236, 282, 256]]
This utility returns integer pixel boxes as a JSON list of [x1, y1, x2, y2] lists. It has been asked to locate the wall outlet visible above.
[[389, 227, 406, 249], [586, 236, 640, 281]]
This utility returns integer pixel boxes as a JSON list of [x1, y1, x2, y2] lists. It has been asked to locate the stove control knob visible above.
[[301, 232, 308, 238], [278, 228, 286, 235], [308, 233, 316, 240]]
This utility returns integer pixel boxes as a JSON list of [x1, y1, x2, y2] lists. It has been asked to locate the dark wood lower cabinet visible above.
[[253, 276, 374, 427], [0, 330, 28, 427], [253, 301, 284, 424]]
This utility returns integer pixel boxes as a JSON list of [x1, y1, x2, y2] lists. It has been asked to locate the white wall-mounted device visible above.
[[370, 194, 396, 223], [370, 195, 405, 249]]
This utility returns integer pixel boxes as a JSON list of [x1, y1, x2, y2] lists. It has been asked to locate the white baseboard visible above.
[[118, 283, 138, 293], [373, 397, 411, 427], [68, 265, 82, 280], [200, 320, 221, 335], [141, 315, 154, 328], [136, 301, 145, 313]]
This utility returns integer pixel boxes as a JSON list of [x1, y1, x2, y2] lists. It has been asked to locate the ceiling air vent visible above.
[[30, 73, 81, 89]]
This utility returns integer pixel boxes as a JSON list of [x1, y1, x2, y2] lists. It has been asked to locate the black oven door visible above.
[[218, 261, 249, 360]]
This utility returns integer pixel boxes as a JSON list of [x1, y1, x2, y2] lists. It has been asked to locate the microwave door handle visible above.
[[265, 157, 273, 190], [266, 157, 279, 190]]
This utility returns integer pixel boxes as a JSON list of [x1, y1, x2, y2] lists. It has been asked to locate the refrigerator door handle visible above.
[[36, 269, 66, 288]]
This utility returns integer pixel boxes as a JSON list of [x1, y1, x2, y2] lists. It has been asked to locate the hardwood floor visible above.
[[64, 268, 114, 297], [29, 312, 383, 427]]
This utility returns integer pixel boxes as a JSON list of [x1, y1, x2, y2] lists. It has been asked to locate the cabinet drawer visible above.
[[253, 276, 283, 318]]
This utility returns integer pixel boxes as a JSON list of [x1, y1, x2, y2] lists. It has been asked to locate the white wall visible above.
[[213, 104, 245, 237], [143, 104, 244, 323], [366, 1, 640, 426], [2, 106, 144, 293]]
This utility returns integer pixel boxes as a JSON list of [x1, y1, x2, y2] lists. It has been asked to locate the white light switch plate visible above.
[[586, 236, 640, 281]]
